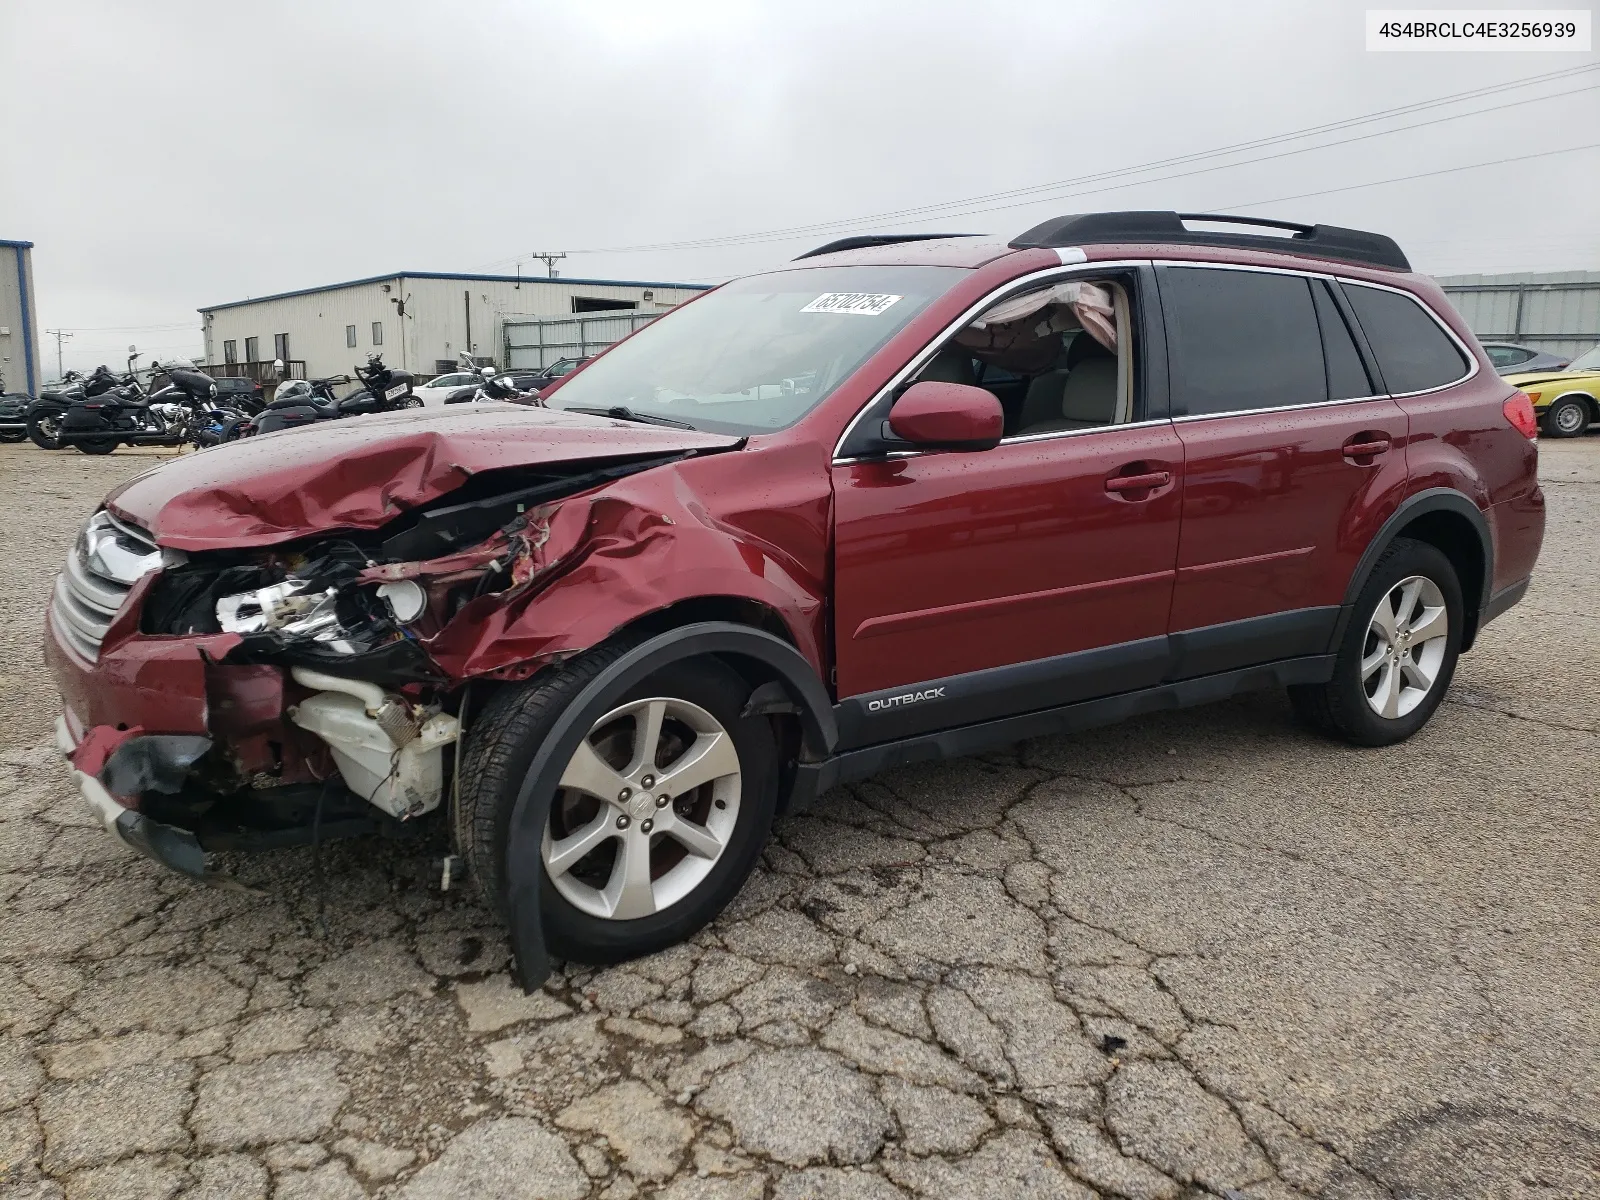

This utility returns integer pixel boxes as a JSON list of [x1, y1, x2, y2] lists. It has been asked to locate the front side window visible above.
[[1341, 283, 1468, 394], [1162, 267, 1326, 416], [544, 265, 967, 435], [904, 276, 1137, 439], [223, 340, 237, 365]]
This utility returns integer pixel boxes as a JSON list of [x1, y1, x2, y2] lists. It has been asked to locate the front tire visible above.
[[1289, 537, 1463, 746], [1542, 396, 1591, 438], [75, 438, 119, 455], [458, 650, 779, 964]]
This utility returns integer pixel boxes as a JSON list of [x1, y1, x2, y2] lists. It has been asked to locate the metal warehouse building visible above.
[[1437, 270, 1600, 362], [1, 239, 41, 395], [199, 271, 708, 382]]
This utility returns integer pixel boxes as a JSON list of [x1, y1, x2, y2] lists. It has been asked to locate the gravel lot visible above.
[[2, 438, 1596, 1199]]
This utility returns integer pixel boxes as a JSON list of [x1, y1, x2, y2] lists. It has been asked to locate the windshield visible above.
[[1568, 345, 1600, 372], [545, 265, 968, 434]]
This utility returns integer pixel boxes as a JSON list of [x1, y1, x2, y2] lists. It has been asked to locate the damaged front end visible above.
[[50, 453, 696, 877]]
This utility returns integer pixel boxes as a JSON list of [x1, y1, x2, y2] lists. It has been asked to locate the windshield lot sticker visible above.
[[801, 292, 903, 316]]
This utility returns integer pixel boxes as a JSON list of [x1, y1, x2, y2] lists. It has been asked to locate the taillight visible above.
[[1503, 391, 1539, 440]]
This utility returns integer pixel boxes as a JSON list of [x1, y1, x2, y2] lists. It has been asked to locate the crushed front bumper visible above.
[[55, 714, 209, 879]]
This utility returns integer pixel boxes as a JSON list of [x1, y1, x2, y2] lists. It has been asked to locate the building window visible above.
[[223, 340, 237, 365], [346, 325, 357, 348], [244, 336, 259, 362], [573, 297, 638, 313], [371, 322, 383, 346], [273, 333, 290, 361]]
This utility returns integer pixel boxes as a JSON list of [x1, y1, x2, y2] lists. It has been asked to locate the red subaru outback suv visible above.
[[46, 212, 1544, 985]]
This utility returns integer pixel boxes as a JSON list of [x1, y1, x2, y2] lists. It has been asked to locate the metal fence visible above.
[[501, 313, 660, 370], [1437, 273, 1600, 361], [202, 359, 308, 384]]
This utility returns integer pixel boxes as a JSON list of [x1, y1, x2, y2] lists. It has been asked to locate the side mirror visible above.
[[887, 381, 1004, 451]]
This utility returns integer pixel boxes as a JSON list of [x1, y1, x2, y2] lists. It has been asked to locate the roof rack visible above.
[[1008, 211, 1410, 271], [794, 233, 980, 260]]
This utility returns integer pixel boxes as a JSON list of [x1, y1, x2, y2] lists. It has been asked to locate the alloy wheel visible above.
[[1362, 574, 1450, 719], [541, 695, 742, 920]]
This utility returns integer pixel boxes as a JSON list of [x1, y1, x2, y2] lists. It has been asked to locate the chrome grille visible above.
[[52, 511, 161, 661]]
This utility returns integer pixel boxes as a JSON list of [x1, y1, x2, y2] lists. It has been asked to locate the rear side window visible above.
[[1161, 267, 1326, 416], [1312, 281, 1373, 400], [1340, 283, 1469, 394]]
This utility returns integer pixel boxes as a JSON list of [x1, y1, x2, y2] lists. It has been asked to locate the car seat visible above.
[[1016, 334, 1119, 434]]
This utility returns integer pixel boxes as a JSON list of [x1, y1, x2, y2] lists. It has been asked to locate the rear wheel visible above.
[[27, 406, 64, 450], [0, 430, 25, 443], [75, 438, 119, 455], [1542, 395, 1591, 438], [459, 650, 779, 964], [1289, 538, 1462, 746]]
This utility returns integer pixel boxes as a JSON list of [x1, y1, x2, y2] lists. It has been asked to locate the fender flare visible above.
[[1331, 487, 1494, 651], [503, 622, 836, 990]]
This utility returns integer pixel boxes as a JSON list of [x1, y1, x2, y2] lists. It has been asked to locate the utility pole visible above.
[[46, 329, 73, 379], [529, 252, 567, 278]]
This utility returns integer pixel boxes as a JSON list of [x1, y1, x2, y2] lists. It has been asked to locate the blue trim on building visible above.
[[0, 239, 35, 249], [198, 270, 711, 314], [11, 245, 35, 394]]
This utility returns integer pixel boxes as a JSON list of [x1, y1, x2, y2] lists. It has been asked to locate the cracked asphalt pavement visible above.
[[2, 440, 1596, 1199]]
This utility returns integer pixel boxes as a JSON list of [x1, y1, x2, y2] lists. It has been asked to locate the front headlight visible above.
[[81, 510, 163, 585]]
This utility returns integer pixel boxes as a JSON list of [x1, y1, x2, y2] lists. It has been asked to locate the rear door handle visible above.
[[1105, 470, 1172, 494], [1342, 435, 1392, 461]]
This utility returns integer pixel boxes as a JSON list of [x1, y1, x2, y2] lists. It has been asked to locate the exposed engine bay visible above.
[[115, 452, 697, 833]]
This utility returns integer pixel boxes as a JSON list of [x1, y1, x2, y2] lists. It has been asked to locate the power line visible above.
[[472, 62, 1599, 265], [53, 321, 197, 332], [1218, 141, 1600, 210]]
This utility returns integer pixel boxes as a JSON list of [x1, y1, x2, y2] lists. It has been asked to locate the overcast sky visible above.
[[2, 0, 1596, 373]]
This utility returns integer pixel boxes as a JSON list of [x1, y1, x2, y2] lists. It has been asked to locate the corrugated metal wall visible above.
[[405, 277, 700, 374], [204, 280, 399, 381], [1436, 271, 1600, 361], [502, 312, 661, 369], [201, 275, 704, 380], [0, 243, 40, 394]]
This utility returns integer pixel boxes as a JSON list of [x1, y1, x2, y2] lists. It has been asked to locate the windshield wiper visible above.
[[564, 405, 697, 430]]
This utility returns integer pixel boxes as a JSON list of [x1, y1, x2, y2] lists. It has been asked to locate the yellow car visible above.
[[1506, 344, 1600, 438]]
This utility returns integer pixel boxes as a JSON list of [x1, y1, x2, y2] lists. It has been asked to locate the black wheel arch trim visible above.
[[1331, 487, 1494, 653], [502, 621, 836, 991]]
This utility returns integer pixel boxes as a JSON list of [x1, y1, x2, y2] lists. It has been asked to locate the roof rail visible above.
[[794, 233, 979, 260], [1009, 211, 1410, 271]]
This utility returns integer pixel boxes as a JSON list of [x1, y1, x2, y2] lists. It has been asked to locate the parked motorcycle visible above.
[[32, 356, 227, 454], [27, 370, 94, 450], [244, 354, 419, 436], [443, 358, 538, 405], [0, 371, 31, 443]]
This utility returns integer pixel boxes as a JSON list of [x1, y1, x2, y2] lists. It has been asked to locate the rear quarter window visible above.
[[1340, 283, 1469, 394]]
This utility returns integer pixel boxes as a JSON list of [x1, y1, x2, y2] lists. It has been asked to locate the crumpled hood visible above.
[[106, 403, 741, 550]]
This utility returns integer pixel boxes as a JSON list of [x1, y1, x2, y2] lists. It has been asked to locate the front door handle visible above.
[[1105, 470, 1172, 495], [1342, 434, 1392, 462]]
